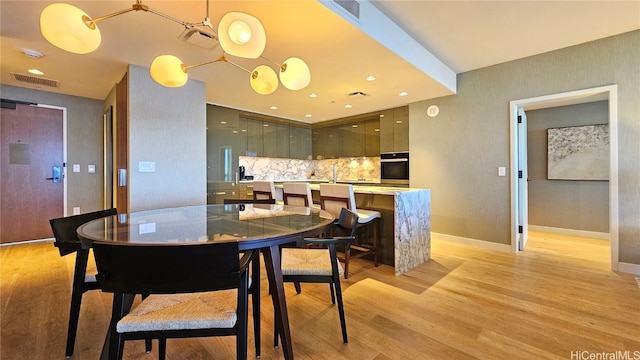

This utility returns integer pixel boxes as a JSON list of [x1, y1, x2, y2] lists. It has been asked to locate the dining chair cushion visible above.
[[117, 290, 238, 333], [281, 248, 344, 276], [354, 209, 381, 224]]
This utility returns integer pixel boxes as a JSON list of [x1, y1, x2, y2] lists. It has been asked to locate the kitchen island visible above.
[[222, 179, 431, 275], [254, 182, 431, 275], [313, 185, 431, 275]]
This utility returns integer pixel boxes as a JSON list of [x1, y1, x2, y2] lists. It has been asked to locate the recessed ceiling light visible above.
[[270, 105, 278, 110], [379, 114, 384, 118], [399, 91, 408, 96], [352, 124, 358, 128], [263, 123, 269, 127], [305, 114, 312, 117], [28, 69, 44, 75], [366, 75, 376, 81], [345, 104, 352, 108], [220, 121, 227, 124], [309, 93, 318, 98], [396, 120, 402, 124], [232, 130, 238, 134], [374, 128, 380, 132]]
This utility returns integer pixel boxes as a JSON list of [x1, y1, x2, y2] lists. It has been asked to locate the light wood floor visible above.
[[1, 232, 638, 359]]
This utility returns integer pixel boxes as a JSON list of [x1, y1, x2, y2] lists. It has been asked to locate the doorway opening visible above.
[[509, 85, 618, 270]]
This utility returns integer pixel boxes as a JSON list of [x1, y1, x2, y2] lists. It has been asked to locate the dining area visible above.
[[40, 201, 367, 360]]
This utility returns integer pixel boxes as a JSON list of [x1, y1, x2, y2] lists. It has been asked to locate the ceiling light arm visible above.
[[90, 1, 195, 29], [222, 57, 252, 75], [260, 55, 287, 73], [184, 56, 228, 72]]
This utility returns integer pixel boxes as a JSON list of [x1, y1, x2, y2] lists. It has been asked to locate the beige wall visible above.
[[409, 30, 640, 265], [127, 65, 207, 211]]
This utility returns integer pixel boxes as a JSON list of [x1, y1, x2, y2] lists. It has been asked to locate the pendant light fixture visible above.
[[149, 54, 279, 95], [40, 3, 102, 54], [39, 0, 310, 94]]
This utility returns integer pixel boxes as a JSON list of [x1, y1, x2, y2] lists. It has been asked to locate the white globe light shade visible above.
[[279, 57, 311, 90], [250, 65, 278, 95], [40, 3, 101, 54], [218, 12, 266, 59], [149, 55, 188, 88], [228, 20, 252, 45]]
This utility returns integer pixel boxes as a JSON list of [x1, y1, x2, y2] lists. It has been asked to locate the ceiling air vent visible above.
[[179, 26, 219, 50], [333, 0, 360, 19], [11, 73, 59, 88]]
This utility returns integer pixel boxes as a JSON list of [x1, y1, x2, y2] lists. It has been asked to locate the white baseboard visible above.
[[618, 262, 640, 276], [432, 233, 512, 252], [528, 225, 609, 240]]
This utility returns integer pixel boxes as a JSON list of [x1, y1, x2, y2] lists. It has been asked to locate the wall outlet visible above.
[[498, 167, 506, 177], [72, 207, 80, 215]]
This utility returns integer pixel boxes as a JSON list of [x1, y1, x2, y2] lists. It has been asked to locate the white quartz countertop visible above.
[[240, 180, 425, 195]]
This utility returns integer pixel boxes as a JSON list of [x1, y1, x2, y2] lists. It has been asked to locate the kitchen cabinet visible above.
[[338, 122, 364, 157], [242, 117, 309, 159], [262, 122, 276, 157], [207, 105, 243, 184], [365, 119, 380, 156], [379, 106, 409, 153], [245, 118, 263, 156], [290, 126, 312, 160], [313, 119, 379, 159], [276, 124, 290, 158]]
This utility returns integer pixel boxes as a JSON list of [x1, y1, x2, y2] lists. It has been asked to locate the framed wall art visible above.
[[547, 124, 609, 181]]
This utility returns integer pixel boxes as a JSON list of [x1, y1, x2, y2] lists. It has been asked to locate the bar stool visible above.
[[252, 181, 277, 201], [319, 183, 380, 278], [282, 182, 320, 209]]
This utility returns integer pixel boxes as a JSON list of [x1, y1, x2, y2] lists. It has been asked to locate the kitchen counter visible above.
[[232, 180, 431, 275]]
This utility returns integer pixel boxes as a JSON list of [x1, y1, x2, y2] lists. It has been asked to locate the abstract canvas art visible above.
[[547, 124, 609, 180]]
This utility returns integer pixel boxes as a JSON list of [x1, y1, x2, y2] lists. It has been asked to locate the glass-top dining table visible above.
[[77, 203, 335, 360]]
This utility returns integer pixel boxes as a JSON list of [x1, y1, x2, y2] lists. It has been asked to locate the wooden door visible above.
[[1, 103, 64, 243]]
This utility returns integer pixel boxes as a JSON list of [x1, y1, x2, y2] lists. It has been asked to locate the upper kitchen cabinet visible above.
[[290, 126, 312, 160], [339, 122, 365, 157], [365, 119, 380, 156], [379, 106, 409, 153], [245, 118, 263, 156], [312, 118, 380, 159]]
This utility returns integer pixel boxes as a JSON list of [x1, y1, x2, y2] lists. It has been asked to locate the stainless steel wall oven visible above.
[[380, 152, 409, 185]]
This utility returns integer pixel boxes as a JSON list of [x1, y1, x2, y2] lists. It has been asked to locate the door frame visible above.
[[509, 85, 618, 270], [34, 103, 68, 218]]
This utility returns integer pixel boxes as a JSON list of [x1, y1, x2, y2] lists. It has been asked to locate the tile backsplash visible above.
[[239, 156, 380, 182]]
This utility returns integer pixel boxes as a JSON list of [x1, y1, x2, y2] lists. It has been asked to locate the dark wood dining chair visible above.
[[319, 183, 380, 279], [49, 208, 119, 358], [275, 208, 359, 345], [92, 241, 255, 360]]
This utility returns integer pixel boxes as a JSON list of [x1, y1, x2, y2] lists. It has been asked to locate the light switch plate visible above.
[[88, 164, 96, 173], [139, 161, 156, 173], [73, 164, 80, 173], [498, 167, 506, 177]]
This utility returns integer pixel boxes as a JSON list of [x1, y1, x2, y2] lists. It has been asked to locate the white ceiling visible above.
[[1, 0, 639, 123]]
